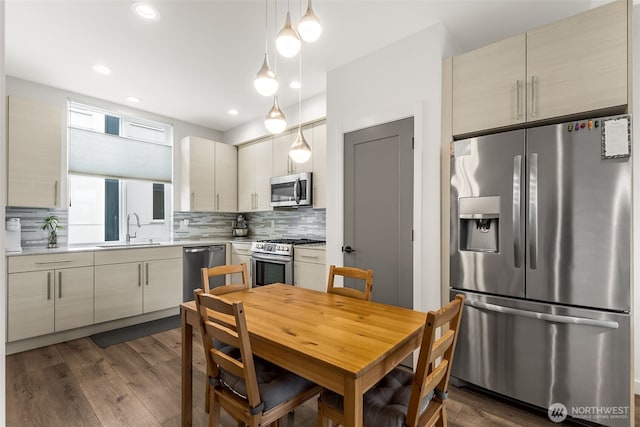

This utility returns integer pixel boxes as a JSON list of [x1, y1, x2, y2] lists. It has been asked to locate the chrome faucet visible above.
[[126, 212, 141, 243]]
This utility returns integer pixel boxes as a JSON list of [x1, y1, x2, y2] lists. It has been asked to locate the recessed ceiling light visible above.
[[132, 2, 160, 21], [127, 96, 142, 103], [289, 80, 302, 89], [228, 109, 239, 116], [92, 64, 111, 75]]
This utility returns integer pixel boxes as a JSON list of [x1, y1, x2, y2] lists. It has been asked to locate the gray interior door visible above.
[[343, 117, 413, 308]]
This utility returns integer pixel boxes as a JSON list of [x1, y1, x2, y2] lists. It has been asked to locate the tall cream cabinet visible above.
[[94, 246, 182, 323], [238, 138, 273, 212], [452, 0, 628, 136], [311, 123, 327, 209], [7, 96, 63, 208], [7, 252, 94, 342], [180, 136, 237, 212]]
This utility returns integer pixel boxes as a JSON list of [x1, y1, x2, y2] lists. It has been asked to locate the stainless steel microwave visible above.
[[270, 172, 312, 207]]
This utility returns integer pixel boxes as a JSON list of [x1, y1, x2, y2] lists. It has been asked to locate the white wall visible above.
[[5, 76, 223, 212], [1, 0, 7, 423], [325, 22, 457, 314], [224, 92, 326, 146]]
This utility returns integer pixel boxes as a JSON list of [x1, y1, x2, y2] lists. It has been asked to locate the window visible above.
[[67, 102, 173, 244]]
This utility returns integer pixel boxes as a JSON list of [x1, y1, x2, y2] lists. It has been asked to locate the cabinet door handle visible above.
[[298, 254, 319, 259], [47, 272, 52, 300], [138, 264, 142, 287], [58, 271, 62, 298], [216, 193, 220, 211], [191, 192, 195, 210], [516, 80, 523, 120], [146, 263, 149, 286], [35, 260, 72, 265], [530, 75, 538, 118], [54, 180, 58, 206]]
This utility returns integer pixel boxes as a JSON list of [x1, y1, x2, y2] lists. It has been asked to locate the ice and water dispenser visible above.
[[458, 196, 500, 253]]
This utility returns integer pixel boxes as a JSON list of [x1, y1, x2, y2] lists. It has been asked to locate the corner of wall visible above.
[[1, 0, 8, 423]]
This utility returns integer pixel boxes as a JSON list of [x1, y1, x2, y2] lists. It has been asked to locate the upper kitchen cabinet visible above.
[[273, 126, 313, 176], [452, 35, 526, 136], [238, 138, 273, 212], [7, 96, 63, 208], [526, 0, 627, 122], [311, 122, 326, 209], [451, 0, 628, 137], [180, 136, 237, 212]]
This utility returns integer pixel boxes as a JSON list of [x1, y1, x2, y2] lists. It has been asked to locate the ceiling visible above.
[[5, 0, 605, 133]]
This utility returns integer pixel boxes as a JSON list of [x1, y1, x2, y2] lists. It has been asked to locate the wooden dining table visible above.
[[180, 283, 427, 427]]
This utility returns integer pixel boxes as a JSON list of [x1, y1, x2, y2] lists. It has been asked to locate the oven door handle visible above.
[[252, 253, 292, 263]]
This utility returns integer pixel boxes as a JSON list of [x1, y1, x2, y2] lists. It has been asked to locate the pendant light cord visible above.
[[264, 0, 268, 54], [273, 0, 278, 73]]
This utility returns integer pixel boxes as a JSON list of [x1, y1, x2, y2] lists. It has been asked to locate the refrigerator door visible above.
[[450, 129, 525, 297], [526, 116, 631, 311], [451, 290, 631, 427]]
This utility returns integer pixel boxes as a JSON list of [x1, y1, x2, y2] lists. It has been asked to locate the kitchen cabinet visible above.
[[94, 246, 182, 323], [273, 126, 313, 176], [7, 96, 63, 208], [293, 246, 326, 292], [180, 136, 237, 212], [311, 122, 326, 208], [230, 242, 253, 285], [451, 0, 627, 136], [7, 252, 94, 342], [238, 138, 273, 211]]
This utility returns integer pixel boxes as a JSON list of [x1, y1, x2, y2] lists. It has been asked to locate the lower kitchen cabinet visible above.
[[231, 242, 253, 285], [7, 252, 94, 342], [94, 247, 182, 323], [293, 246, 326, 292]]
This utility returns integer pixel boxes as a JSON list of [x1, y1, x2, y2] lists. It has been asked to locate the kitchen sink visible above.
[[97, 242, 162, 248]]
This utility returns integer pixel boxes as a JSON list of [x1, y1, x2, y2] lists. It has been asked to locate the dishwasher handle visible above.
[[184, 247, 209, 253]]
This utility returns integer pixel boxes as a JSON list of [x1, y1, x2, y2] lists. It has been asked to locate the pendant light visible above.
[[289, 45, 311, 163], [254, 0, 278, 96], [297, 0, 321, 42], [276, 0, 301, 58], [265, 96, 287, 134]]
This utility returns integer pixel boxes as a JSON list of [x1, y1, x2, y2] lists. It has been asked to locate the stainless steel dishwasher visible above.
[[183, 245, 226, 301]]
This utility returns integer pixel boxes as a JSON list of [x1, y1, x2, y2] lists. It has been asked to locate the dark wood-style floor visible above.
[[6, 327, 639, 426]]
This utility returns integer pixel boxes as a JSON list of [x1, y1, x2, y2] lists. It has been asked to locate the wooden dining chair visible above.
[[317, 294, 465, 427], [194, 289, 322, 427], [201, 263, 249, 295], [326, 265, 374, 301], [200, 263, 250, 412]]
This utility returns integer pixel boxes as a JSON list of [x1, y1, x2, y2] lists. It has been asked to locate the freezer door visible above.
[[451, 290, 631, 427], [526, 117, 631, 311], [450, 129, 525, 297]]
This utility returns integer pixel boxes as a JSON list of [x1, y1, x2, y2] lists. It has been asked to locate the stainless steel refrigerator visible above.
[[450, 114, 632, 427]]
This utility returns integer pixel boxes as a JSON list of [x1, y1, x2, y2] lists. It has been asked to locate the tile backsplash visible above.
[[173, 208, 326, 241], [6, 207, 68, 248]]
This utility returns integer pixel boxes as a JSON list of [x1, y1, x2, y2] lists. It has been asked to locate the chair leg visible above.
[[205, 381, 210, 413], [439, 405, 448, 427], [209, 392, 220, 427]]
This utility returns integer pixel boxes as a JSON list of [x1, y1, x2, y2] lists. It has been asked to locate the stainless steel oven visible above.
[[251, 252, 293, 287]]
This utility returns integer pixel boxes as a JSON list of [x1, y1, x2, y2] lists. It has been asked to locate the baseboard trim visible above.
[[6, 307, 179, 354]]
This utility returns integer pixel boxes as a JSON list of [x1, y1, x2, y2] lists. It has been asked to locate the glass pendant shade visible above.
[[298, 0, 321, 42], [265, 97, 287, 134], [254, 53, 278, 96], [276, 11, 301, 58], [289, 127, 312, 163]]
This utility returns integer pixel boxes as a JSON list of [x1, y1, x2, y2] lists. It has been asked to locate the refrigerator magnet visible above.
[[601, 116, 631, 159]]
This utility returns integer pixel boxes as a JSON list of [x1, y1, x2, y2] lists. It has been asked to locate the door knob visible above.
[[342, 246, 355, 254]]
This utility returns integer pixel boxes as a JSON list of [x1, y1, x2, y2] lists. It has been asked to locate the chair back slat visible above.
[[404, 295, 464, 427], [201, 263, 250, 294], [194, 289, 261, 409], [326, 265, 374, 301]]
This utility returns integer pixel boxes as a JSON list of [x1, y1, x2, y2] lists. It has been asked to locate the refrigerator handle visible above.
[[528, 153, 538, 269], [512, 155, 522, 268], [465, 300, 619, 330]]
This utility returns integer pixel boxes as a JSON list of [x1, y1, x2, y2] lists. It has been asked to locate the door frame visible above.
[[326, 101, 434, 315]]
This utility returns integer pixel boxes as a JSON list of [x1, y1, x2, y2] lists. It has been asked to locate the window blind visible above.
[[68, 127, 172, 183]]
